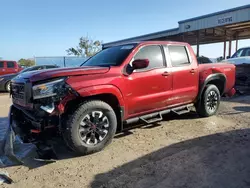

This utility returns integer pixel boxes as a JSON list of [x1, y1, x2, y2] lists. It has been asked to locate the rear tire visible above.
[[62, 100, 117, 155], [196, 84, 220, 117]]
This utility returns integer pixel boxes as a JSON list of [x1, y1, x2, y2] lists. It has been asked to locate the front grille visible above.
[[12, 83, 25, 101], [11, 82, 33, 108]]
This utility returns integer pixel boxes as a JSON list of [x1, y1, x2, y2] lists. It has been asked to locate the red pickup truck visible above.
[[9, 41, 235, 155], [0, 60, 23, 76]]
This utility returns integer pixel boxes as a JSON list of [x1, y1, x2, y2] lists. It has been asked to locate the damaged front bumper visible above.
[[1, 105, 24, 165], [1, 104, 61, 165], [1, 77, 79, 165]]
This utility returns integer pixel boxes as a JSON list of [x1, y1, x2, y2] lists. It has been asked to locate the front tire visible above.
[[63, 100, 117, 155], [196, 84, 220, 117]]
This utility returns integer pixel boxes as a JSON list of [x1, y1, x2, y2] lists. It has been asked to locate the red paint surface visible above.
[[25, 41, 236, 120], [23, 66, 109, 82]]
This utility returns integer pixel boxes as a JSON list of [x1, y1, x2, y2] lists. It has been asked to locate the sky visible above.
[[0, 0, 250, 61]]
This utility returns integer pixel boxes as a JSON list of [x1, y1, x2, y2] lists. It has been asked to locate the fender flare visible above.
[[198, 73, 227, 100], [77, 84, 125, 107]]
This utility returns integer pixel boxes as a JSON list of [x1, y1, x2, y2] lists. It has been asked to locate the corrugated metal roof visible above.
[[103, 28, 179, 48], [179, 6, 250, 32], [103, 4, 250, 48], [178, 4, 250, 23]]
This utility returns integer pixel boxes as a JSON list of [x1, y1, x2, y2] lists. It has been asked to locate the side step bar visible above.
[[172, 104, 193, 115], [125, 104, 193, 125]]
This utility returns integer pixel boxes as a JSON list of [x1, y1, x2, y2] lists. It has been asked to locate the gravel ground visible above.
[[1, 94, 250, 188]]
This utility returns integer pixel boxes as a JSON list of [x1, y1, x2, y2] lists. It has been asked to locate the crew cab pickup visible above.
[[9, 41, 236, 155], [0, 60, 23, 76]]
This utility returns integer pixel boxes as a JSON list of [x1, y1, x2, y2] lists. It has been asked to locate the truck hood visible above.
[[15, 66, 110, 82]]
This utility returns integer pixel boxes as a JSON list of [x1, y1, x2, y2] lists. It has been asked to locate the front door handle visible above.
[[162, 71, 170, 76], [190, 69, 196, 73]]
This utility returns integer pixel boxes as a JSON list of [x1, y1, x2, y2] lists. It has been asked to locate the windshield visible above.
[[19, 67, 33, 73], [81, 44, 137, 67], [231, 48, 244, 58]]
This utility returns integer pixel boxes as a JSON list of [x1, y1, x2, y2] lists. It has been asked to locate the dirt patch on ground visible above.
[[1, 95, 250, 188]]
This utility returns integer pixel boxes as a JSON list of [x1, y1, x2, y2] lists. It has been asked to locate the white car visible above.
[[224, 47, 250, 65]]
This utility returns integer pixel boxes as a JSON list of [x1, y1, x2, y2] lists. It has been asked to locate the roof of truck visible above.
[[104, 41, 189, 48]]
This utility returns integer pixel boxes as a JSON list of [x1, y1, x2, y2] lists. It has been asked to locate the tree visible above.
[[66, 36, 102, 57], [18, 58, 35, 67]]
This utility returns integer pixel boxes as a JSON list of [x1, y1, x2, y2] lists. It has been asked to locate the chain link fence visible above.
[[34, 56, 88, 67]]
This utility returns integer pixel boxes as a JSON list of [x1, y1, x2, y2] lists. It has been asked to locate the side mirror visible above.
[[226, 56, 231, 59], [132, 59, 149, 70]]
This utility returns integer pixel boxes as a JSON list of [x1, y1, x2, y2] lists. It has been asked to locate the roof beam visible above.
[[224, 22, 250, 28]]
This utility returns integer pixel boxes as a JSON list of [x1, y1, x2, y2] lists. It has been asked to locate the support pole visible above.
[[235, 36, 238, 52], [228, 39, 232, 58], [223, 40, 226, 59], [196, 31, 200, 57]]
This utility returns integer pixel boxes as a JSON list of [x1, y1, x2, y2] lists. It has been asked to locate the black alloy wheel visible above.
[[78, 111, 110, 146], [196, 84, 221, 117]]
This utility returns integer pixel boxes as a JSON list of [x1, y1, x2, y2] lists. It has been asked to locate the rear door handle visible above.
[[190, 69, 196, 73], [162, 71, 170, 76]]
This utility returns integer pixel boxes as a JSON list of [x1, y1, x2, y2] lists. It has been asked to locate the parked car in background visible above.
[[197, 56, 213, 64], [9, 41, 236, 156], [224, 46, 250, 65], [0, 64, 59, 92], [0, 60, 23, 76]]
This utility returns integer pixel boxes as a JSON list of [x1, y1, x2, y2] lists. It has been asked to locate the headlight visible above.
[[0, 78, 4, 81], [33, 78, 65, 99]]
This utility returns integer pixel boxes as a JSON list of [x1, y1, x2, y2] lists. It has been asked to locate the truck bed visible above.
[[198, 62, 235, 94]]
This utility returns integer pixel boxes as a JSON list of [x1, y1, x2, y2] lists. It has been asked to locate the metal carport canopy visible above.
[[103, 4, 250, 58]]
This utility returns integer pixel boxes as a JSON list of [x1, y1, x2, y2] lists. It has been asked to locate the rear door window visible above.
[[168, 45, 190, 67], [7, 61, 15, 68], [0, 62, 4, 68]]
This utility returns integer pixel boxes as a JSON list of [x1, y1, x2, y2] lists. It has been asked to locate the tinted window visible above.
[[32, 66, 44, 71], [243, 48, 250, 56], [7, 61, 15, 68], [82, 44, 136, 67], [168, 46, 190, 67], [197, 56, 212, 64], [0, 62, 4, 68], [134, 45, 163, 70], [45, 65, 58, 69], [231, 48, 244, 58], [20, 66, 43, 73]]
